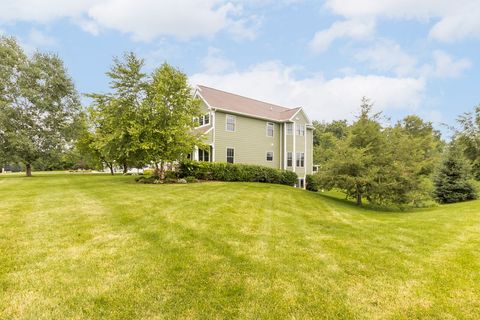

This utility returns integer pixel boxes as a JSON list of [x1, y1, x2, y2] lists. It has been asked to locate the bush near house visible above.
[[306, 174, 320, 192], [178, 161, 298, 186]]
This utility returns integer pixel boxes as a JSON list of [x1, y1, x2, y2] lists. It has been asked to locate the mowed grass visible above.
[[1, 173, 480, 319]]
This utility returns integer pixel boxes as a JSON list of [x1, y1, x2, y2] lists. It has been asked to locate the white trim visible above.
[[195, 90, 214, 111], [304, 126, 307, 174], [212, 110, 216, 162], [283, 123, 287, 169], [292, 121, 296, 172], [225, 114, 236, 132], [289, 108, 312, 125], [226, 147, 235, 164]]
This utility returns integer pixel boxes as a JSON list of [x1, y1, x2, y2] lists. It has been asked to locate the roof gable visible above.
[[196, 85, 302, 122]]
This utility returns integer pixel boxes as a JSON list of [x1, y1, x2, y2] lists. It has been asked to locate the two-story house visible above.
[[192, 85, 314, 188]]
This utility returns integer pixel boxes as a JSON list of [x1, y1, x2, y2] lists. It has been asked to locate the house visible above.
[[192, 85, 314, 188]]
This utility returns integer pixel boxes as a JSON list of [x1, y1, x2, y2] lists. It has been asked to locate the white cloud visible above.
[[201, 47, 236, 74], [354, 39, 417, 77], [0, 0, 258, 41], [322, 0, 480, 43], [190, 61, 425, 121], [354, 40, 471, 79], [421, 50, 472, 78], [310, 19, 375, 52]]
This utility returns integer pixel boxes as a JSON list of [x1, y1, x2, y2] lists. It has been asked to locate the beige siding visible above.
[[214, 111, 281, 168]]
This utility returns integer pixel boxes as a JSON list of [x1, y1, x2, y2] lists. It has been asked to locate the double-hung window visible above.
[[286, 123, 293, 135], [266, 151, 273, 162], [296, 124, 305, 136], [266, 122, 274, 137], [287, 152, 293, 167], [227, 148, 235, 163], [296, 152, 304, 167], [226, 115, 236, 132]]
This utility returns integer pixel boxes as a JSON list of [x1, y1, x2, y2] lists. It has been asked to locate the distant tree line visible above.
[[311, 98, 478, 206]]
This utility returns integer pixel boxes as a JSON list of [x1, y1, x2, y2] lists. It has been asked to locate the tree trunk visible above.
[[356, 193, 362, 206], [26, 163, 32, 177], [123, 163, 128, 174], [108, 163, 114, 175]]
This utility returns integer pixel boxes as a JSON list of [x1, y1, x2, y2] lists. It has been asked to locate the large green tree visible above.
[[86, 52, 147, 173], [0, 36, 81, 176], [136, 63, 202, 179], [317, 98, 385, 205]]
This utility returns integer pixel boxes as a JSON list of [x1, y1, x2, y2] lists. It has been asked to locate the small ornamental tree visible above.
[[433, 145, 477, 204]]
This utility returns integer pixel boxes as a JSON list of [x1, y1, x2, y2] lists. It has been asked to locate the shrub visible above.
[[306, 174, 320, 192], [143, 169, 154, 176], [165, 170, 179, 179], [177, 178, 187, 184], [185, 176, 199, 183], [135, 176, 158, 184], [178, 161, 297, 186]]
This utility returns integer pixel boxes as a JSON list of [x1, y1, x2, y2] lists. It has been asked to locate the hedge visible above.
[[178, 161, 298, 186]]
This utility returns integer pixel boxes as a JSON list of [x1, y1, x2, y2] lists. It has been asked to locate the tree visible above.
[[135, 63, 202, 179], [456, 105, 480, 179], [0, 36, 81, 176], [312, 120, 348, 167], [433, 145, 477, 203], [317, 98, 385, 205], [86, 52, 147, 173]]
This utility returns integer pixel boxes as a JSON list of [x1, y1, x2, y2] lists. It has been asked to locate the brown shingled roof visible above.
[[197, 85, 301, 122]]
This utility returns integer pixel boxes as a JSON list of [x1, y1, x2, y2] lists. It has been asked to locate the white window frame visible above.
[[266, 122, 274, 137], [266, 151, 274, 162], [287, 152, 293, 167], [226, 114, 236, 132], [296, 152, 305, 167], [286, 123, 293, 135], [226, 147, 235, 164], [296, 124, 305, 136]]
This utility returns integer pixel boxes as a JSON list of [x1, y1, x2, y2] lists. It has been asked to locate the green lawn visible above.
[[1, 173, 480, 319]]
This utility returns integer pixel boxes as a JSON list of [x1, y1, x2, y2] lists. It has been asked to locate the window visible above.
[[286, 123, 293, 135], [227, 148, 235, 163], [198, 149, 209, 162], [266, 151, 273, 161], [198, 114, 210, 126], [296, 152, 304, 167], [296, 124, 305, 136], [266, 122, 274, 137], [226, 115, 236, 132], [287, 152, 293, 167]]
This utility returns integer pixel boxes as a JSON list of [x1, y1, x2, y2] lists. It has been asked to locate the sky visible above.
[[1, 0, 479, 134]]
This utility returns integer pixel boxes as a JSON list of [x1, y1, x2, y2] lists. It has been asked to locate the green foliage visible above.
[[433, 145, 478, 204], [306, 174, 320, 192], [85, 52, 148, 174], [317, 98, 443, 207], [178, 161, 298, 186], [456, 105, 480, 179], [143, 168, 154, 176], [184, 176, 199, 183], [136, 63, 203, 178], [0, 36, 81, 176]]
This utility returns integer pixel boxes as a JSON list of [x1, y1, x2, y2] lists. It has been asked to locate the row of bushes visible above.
[[177, 161, 298, 186]]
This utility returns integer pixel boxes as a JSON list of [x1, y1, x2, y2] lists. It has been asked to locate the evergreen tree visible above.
[[433, 145, 477, 204]]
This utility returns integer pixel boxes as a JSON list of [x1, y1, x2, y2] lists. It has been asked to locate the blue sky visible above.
[[1, 0, 479, 134]]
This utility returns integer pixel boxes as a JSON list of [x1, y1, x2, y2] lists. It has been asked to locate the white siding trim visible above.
[[292, 121, 296, 173], [283, 123, 287, 169], [212, 110, 216, 162]]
